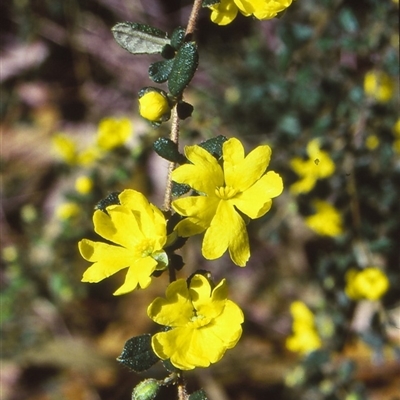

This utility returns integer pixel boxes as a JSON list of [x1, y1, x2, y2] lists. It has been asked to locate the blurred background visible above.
[[1, 0, 399, 399]]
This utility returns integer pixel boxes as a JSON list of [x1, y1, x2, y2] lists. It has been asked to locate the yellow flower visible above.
[[365, 134, 379, 150], [171, 137, 283, 266], [139, 91, 171, 123], [209, 0, 294, 25], [78, 189, 168, 295], [97, 117, 133, 150], [345, 267, 389, 301], [52, 133, 78, 165], [290, 139, 335, 195], [147, 274, 244, 370], [75, 176, 93, 194], [56, 202, 80, 220], [305, 200, 343, 237], [364, 71, 394, 103], [285, 301, 322, 355], [392, 119, 400, 154]]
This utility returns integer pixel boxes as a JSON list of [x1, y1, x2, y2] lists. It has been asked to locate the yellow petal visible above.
[[224, 138, 272, 191], [172, 196, 220, 234], [172, 145, 224, 194], [79, 239, 134, 282], [113, 256, 157, 295], [93, 207, 142, 249], [232, 171, 283, 218], [148, 279, 194, 326], [119, 190, 166, 242], [210, 0, 239, 26], [202, 201, 250, 266]]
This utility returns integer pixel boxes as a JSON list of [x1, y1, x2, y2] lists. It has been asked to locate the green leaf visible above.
[[202, 0, 220, 7], [198, 135, 227, 159], [117, 334, 159, 372], [170, 27, 186, 50], [189, 389, 209, 400], [153, 137, 187, 164], [168, 42, 199, 97], [112, 22, 170, 55], [95, 192, 121, 213], [171, 182, 191, 197], [149, 59, 174, 83]]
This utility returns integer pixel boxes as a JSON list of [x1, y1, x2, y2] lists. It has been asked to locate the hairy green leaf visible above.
[[172, 182, 191, 197], [199, 135, 227, 159], [202, 0, 220, 7], [168, 42, 199, 97], [112, 22, 170, 55], [170, 27, 186, 50], [189, 389, 209, 400], [153, 137, 187, 164], [117, 335, 159, 372], [95, 192, 121, 213], [149, 59, 174, 83]]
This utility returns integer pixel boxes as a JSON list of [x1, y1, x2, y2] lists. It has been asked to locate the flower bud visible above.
[[138, 88, 171, 123], [132, 379, 161, 400]]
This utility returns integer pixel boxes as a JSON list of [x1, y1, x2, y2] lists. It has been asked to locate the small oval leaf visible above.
[[168, 42, 199, 97], [170, 27, 186, 50], [153, 137, 187, 164], [112, 22, 170, 55], [198, 135, 227, 159], [149, 59, 174, 83], [117, 334, 159, 372]]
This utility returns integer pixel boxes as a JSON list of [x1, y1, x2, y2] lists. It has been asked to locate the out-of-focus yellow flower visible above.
[[147, 274, 244, 370], [75, 176, 93, 194], [56, 202, 80, 220], [290, 139, 335, 195], [209, 0, 294, 26], [286, 301, 322, 355], [365, 134, 380, 150], [139, 91, 171, 123], [76, 147, 102, 166], [392, 119, 400, 154], [345, 267, 389, 301], [364, 71, 394, 103], [97, 118, 133, 150], [52, 133, 78, 165], [305, 200, 343, 237], [2, 246, 18, 262], [172, 137, 283, 266], [78, 189, 168, 295]]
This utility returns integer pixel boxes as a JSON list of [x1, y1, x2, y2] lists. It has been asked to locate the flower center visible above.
[[215, 185, 239, 200], [189, 311, 211, 328], [135, 238, 154, 257]]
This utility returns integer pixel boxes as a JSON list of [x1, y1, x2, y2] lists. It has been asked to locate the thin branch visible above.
[[186, 0, 203, 38], [163, 106, 179, 212]]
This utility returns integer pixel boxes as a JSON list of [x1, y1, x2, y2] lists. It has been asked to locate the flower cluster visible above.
[[363, 70, 395, 103], [209, 0, 295, 26], [53, 117, 133, 166], [285, 301, 322, 355], [290, 139, 335, 195], [147, 274, 244, 370], [171, 137, 283, 266], [78, 189, 168, 295], [305, 200, 343, 237], [345, 267, 389, 301]]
